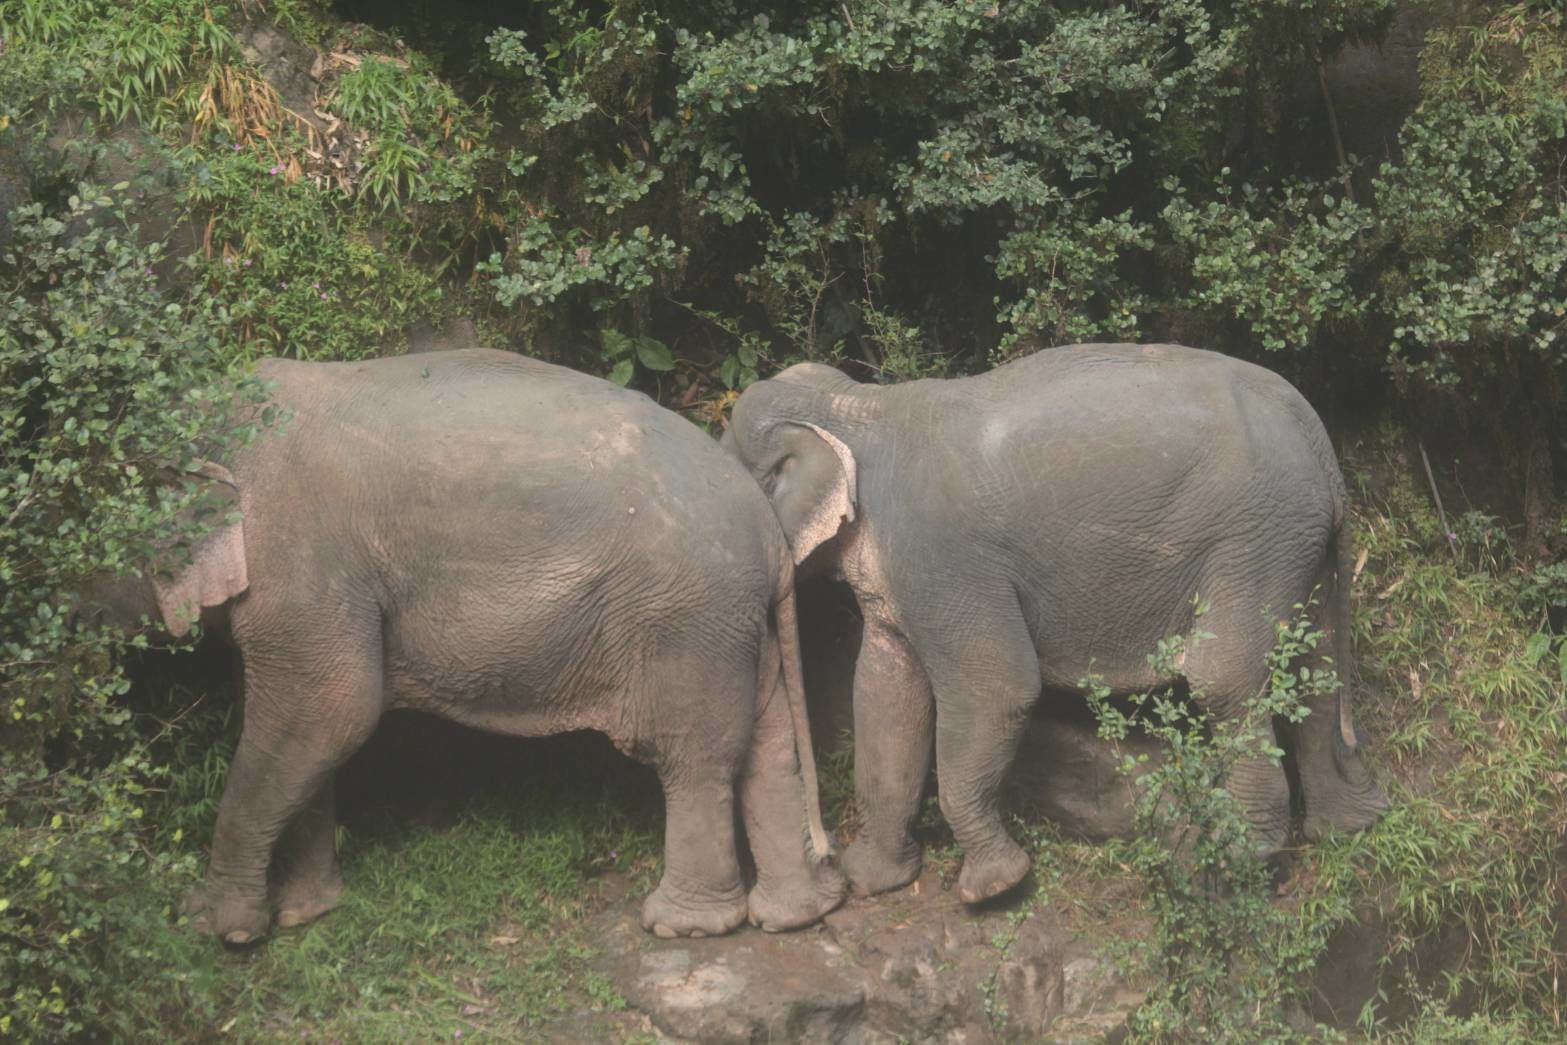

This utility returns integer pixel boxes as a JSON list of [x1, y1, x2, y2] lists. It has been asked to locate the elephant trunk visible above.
[[776, 578, 831, 860]]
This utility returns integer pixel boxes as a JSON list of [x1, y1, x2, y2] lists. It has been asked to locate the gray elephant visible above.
[[722, 342, 1388, 903], [89, 348, 844, 943]]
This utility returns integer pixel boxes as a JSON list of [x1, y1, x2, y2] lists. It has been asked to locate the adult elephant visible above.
[[88, 349, 844, 944], [722, 342, 1388, 903]]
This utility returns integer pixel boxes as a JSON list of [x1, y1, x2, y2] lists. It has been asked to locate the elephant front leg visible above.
[[642, 775, 749, 938], [919, 616, 1041, 905], [191, 648, 383, 945], [841, 623, 935, 896]]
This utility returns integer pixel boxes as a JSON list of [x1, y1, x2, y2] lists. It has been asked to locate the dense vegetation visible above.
[[1, 0, 1564, 1039]]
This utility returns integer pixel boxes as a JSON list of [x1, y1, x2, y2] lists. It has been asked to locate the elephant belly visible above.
[[1021, 543, 1212, 694], [1032, 619, 1178, 696], [378, 591, 633, 742]]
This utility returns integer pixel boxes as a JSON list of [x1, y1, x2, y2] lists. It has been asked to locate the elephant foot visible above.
[[841, 838, 922, 897], [748, 859, 847, 932], [1243, 820, 1288, 862], [957, 839, 1030, 905], [275, 866, 345, 930], [641, 883, 748, 939], [184, 881, 270, 947], [1302, 764, 1389, 842], [1229, 757, 1291, 861]]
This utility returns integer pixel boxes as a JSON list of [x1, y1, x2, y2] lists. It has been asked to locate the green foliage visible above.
[[327, 52, 492, 228], [1084, 604, 1333, 1041], [0, 189, 258, 1039], [1162, 176, 1371, 355], [1377, 5, 1567, 398], [184, 143, 442, 362], [467, 0, 1400, 389], [1375, 1001, 1545, 1043], [0, 0, 237, 130], [599, 328, 674, 387], [1156, 4, 1567, 420], [1293, 438, 1567, 1034], [10, 0, 1562, 434]]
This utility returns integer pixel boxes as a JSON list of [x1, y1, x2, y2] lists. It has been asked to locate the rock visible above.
[[595, 868, 1139, 1043], [1284, 1, 1469, 193], [598, 914, 865, 1043], [1060, 957, 1115, 1016], [235, 17, 322, 121]]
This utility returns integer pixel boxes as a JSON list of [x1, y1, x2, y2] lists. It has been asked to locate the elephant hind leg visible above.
[[1298, 741, 1388, 841], [641, 775, 749, 938], [637, 651, 752, 938], [1181, 608, 1292, 858], [741, 624, 846, 931], [1295, 562, 1388, 839]]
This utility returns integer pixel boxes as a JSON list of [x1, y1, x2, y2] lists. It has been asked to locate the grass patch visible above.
[[1288, 431, 1567, 1035], [113, 684, 665, 1040]]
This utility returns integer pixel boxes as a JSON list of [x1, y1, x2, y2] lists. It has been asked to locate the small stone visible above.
[[1061, 957, 1117, 1016]]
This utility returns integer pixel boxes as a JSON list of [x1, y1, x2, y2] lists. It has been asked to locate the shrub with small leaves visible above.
[[1084, 602, 1336, 1041], [0, 188, 258, 1039]]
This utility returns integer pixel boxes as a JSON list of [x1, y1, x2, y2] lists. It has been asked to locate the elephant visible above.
[[721, 342, 1389, 904], [86, 348, 845, 944]]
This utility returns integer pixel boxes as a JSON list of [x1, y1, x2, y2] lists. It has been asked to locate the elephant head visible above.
[[724, 364, 880, 568], [79, 462, 249, 638]]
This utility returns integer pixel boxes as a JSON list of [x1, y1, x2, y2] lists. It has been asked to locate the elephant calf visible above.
[[92, 349, 844, 943], [723, 342, 1388, 904]]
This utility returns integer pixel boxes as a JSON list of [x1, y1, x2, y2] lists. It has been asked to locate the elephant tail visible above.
[[1329, 504, 1362, 751], [776, 579, 832, 861]]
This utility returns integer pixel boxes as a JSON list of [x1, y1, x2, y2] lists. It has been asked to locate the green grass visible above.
[[1288, 433, 1567, 1035], [120, 696, 664, 1041]]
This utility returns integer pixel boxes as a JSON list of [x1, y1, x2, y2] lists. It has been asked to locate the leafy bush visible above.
[[0, 189, 258, 1038], [0, 0, 240, 131], [325, 50, 493, 235], [185, 142, 443, 362], [1084, 605, 1332, 1040], [466, 1, 1398, 380]]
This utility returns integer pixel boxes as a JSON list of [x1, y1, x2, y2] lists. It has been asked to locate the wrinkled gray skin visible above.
[[91, 349, 844, 944], [723, 343, 1389, 904]]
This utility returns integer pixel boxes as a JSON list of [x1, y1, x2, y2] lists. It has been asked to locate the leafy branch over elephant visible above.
[[86, 349, 845, 944], [722, 342, 1388, 903]]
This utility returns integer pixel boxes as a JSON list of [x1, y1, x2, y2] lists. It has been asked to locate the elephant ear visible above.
[[771, 422, 857, 565], [151, 462, 249, 638]]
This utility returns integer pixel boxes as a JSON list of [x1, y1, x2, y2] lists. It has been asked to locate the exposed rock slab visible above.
[[595, 868, 1141, 1043]]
